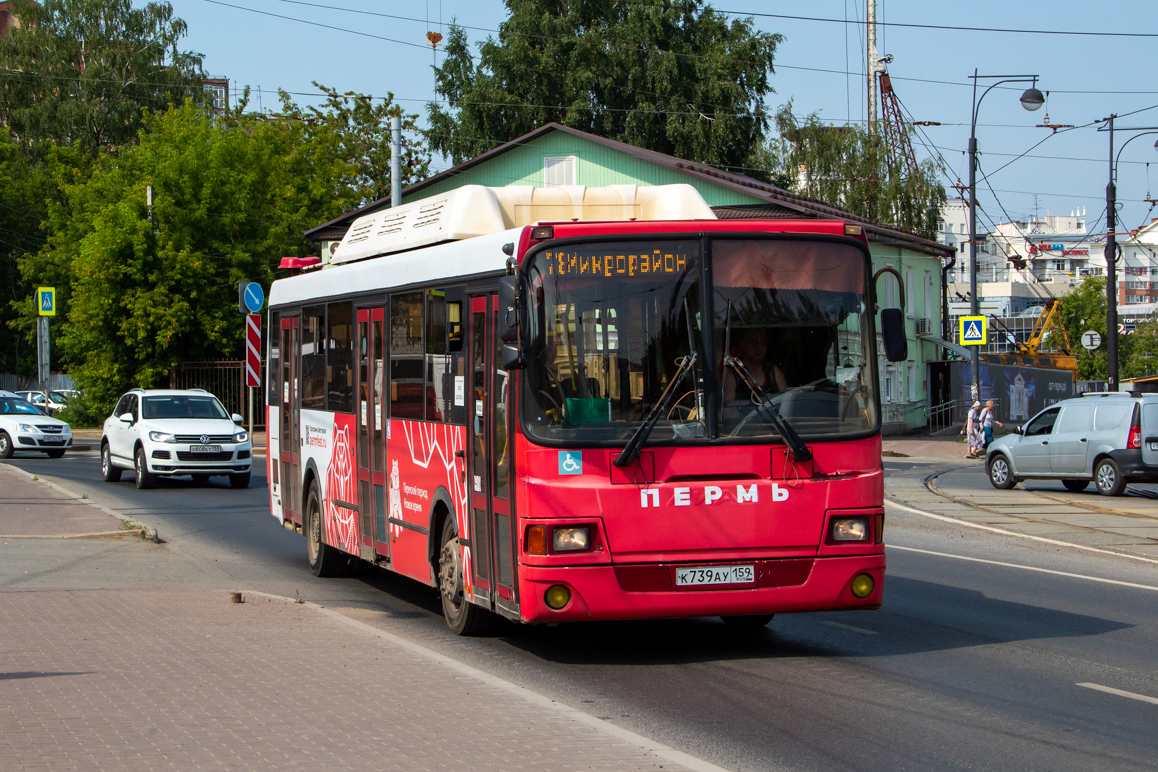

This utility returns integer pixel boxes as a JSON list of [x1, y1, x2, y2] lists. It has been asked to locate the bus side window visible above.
[[426, 289, 467, 426], [301, 305, 326, 411], [390, 292, 424, 420], [327, 301, 354, 414], [268, 311, 280, 409]]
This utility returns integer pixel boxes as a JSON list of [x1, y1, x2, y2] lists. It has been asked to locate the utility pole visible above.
[[391, 115, 402, 208], [866, 0, 879, 134], [1106, 114, 1119, 391]]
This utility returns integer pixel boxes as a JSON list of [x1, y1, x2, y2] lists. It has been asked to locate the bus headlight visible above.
[[851, 574, 875, 598], [831, 517, 869, 542], [544, 585, 571, 610], [552, 526, 590, 552]]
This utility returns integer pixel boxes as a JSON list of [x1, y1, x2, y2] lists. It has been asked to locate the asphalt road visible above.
[[5, 449, 1158, 772]]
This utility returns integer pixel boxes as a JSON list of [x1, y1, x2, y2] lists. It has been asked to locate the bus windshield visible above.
[[521, 237, 877, 446]]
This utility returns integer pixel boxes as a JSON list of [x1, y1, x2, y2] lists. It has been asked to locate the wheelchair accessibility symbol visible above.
[[558, 451, 583, 475]]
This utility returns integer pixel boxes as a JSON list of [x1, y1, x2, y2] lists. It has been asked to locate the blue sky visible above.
[[172, 0, 1158, 233]]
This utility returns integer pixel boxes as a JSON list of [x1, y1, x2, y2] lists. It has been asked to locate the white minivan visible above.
[[986, 392, 1158, 496]]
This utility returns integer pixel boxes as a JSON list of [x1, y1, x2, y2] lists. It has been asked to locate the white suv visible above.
[[0, 389, 73, 458], [101, 389, 253, 489]]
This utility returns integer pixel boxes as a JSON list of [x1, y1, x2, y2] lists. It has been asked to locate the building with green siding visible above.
[[306, 123, 955, 433]]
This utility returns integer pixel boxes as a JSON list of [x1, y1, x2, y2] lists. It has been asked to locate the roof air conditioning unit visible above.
[[916, 318, 934, 336]]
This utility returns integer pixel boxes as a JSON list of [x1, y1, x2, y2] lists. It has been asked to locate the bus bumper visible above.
[[517, 553, 885, 624]]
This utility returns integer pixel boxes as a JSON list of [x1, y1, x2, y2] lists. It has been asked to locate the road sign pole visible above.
[[248, 385, 254, 447], [36, 316, 50, 388]]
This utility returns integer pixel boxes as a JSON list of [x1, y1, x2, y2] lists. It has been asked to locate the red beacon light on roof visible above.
[[279, 256, 321, 276]]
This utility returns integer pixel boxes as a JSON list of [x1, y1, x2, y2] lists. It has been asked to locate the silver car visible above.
[[986, 392, 1158, 496]]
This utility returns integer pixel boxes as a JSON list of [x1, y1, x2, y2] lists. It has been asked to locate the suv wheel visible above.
[[101, 442, 122, 482], [1094, 458, 1126, 496], [988, 454, 1016, 489], [134, 447, 156, 489]]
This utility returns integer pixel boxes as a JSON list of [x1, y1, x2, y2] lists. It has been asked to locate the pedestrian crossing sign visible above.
[[37, 287, 55, 317], [959, 315, 987, 346]]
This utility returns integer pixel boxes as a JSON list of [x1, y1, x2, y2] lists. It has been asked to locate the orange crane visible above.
[[984, 298, 1078, 372]]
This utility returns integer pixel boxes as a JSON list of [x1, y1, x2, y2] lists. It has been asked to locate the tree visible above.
[[0, 135, 52, 375], [427, 0, 781, 170], [0, 0, 205, 158], [15, 93, 431, 413], [1058, 276, 1112, 380], [286, 84, 431, 205], [758, 104, 946, 239]]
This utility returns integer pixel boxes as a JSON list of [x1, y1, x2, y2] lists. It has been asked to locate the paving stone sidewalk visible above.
[[0, 588, 703, 772], [0, 463, 127, 538]]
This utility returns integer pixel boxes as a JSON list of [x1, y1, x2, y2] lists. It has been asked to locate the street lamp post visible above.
[[967, 72, 1044, 401], [1097, 117, 1158, 391]]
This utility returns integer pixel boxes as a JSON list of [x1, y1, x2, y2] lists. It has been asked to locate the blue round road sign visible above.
[[243, 283, 264, 313]]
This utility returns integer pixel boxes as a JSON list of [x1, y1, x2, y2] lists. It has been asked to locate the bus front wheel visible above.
[[438, 517, 495, 636]]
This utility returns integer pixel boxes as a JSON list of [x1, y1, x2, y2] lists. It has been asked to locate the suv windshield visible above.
[[521, 236, 877, 446], [142, 395, 229, 420]]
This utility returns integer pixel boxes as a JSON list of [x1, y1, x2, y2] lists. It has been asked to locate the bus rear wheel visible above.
[[721, 614, 774, 630], [305, 482, 343, 577], [438, 517, 495, 636]]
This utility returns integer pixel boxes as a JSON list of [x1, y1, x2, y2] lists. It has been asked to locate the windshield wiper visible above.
[[614, 351, 697, 468], [721, 301, 813, 463]]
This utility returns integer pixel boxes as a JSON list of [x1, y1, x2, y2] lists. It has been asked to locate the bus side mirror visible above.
[[498, 275, 525, 343], [500, 344, 526, 370], [880, 308, 907, 362]]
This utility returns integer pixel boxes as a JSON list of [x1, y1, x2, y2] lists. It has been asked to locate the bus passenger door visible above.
[[280, 316, 301, 525], [468, 295, 518, 614], [356, 308, 387, 562]]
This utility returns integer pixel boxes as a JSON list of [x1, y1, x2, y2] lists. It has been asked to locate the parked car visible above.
[[986, 392, 1158, 496], [15, 389, 68, 415], [0, 389, 74, 458], [101, 388, 252, 489]]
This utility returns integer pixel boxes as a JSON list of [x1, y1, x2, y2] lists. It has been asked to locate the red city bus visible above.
[[267, 185, 904, 634]]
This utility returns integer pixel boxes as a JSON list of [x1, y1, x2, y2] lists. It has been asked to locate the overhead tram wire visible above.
[[615, 0, 1158, 39], [250, 0, 1158, 97]]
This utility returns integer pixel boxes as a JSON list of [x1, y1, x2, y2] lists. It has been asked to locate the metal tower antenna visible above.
[[878, 70, 917, 178]]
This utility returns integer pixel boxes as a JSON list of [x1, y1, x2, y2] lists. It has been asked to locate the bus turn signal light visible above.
[[851, 574, 875, 599], [526, 525, 548, 555], [544, 585, 571, 610]]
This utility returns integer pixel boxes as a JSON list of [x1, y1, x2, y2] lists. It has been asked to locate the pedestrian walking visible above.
[[981, 400, 1003, 450], [965, 401, 984, 459]]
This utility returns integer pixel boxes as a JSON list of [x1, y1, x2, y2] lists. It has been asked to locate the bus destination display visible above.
[[543, 248, 692, 279]]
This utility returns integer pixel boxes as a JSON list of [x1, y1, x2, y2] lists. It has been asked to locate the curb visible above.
[[2, 464, 145, 538]]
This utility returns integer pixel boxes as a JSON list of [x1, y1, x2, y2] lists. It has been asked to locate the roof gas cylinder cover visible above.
[[327, 184, 715, 266]]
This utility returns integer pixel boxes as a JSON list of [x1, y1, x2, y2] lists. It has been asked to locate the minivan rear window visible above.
[[1094, 404, 1129, 431]]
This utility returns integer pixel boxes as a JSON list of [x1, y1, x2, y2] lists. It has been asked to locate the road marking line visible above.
[[245, 591, 744, 772], [885, 499, 1158, 566], [1077, 682, 1158, 706], [819, 620, 879, 635], [889, 545, 1158, 592]]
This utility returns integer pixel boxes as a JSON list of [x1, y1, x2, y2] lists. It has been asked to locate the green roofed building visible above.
[[305, 123, 955, 434]]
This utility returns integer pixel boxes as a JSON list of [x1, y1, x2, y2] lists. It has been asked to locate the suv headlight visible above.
[[148, 431, 177, 443], [19, 423, 35, 433], [234, 431, 248, 443]]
